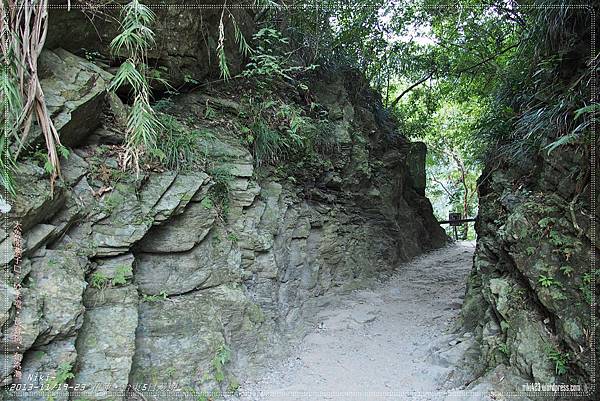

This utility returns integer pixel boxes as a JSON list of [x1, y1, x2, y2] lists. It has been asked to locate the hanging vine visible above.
[[0, 0, 62, 193]]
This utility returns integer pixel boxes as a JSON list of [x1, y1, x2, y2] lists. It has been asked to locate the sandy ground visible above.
[[232, 241, 482, 401]]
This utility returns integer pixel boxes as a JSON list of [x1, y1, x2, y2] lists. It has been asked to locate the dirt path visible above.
[[234, 242, 479, 401]]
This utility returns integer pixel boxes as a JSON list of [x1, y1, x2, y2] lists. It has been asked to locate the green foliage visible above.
[[200, 197, 214, 210], [497, 343, 510, 356], [547, 230, 582, 261], [215, 6, 252, 80], [112, 265, 132, 286], [0, 134, 17, 195], [126, 95, 161, 164], [581, 270, 600, 285], [211, 343, 231, 383], [472, 3, 590, 164], [103, 193, 122, 214], [204, 104, 217, 120], [109, 0, 161, 171], [184, 74, 200, 85], [45, 362, 75, 400], [419, 101, 481, 238], [0, 62, 23, 173], [298, 1, 592, 205], [153, 97, 175, 112], [206, 167, 233, 219], [90, 272, 109, 290], [242, 27, 318, 85], [227, 233, 239, 243], [109, 60, 149, 94], [153, 114, 200, 170], [579, 284, 592, 305], [580, 269, 600, 305], [110, 0, 156, 55], [142, 290, 168, 303], [538, 217, 556, 229], [240, 97, 321, 166], [227, 377, 240, 394], [546, 347, 569, 376], [559, 265, 573, 278], [537, 274, 558, 288], [91, 265, 131, 289]]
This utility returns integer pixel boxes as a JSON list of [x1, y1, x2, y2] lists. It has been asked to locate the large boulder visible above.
[[38, 48, 113, 147]]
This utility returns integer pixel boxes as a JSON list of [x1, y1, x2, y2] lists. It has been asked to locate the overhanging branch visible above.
[[390, 69, 435, 108]]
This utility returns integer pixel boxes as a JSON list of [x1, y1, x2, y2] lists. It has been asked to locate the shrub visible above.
[[241, 27, 318, 85], [153, 114, 200, 170]]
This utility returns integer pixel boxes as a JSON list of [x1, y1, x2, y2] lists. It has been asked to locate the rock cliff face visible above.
[[456, 11, 596, 396], [46, 0, 256, 88], [460, 115, 596, 395], [1, 49, 446, 399]]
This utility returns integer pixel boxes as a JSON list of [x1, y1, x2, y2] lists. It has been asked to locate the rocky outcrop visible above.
[[456, 10, 596, 397], [459, 132, 595, 395], [0, 48, 445, 400], [38, 48, 114, 147]]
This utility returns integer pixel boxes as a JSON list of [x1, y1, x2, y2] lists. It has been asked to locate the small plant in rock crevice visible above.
[[142, 290, 168, 303], [90, 272, 110, 290], [44, 362, 75, 401], [89, 265, 131, 290], [179, 343, 236, 399], [112, 265, 132, 286], [206, 166, 233, 220], [537, 274, 558, 288], [211, 343, 231, 384], [546, 347, 569, 376], [497, 343, 510, 356]]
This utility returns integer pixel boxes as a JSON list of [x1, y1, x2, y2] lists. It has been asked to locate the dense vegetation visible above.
[[286, 0, 594, 236]]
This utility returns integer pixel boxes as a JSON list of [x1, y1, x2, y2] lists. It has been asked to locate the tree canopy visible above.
[[284, 0, 593, 236]]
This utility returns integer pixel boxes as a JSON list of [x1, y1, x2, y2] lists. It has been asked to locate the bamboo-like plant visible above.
[[109, 0, 160, 172], [216, 1, 253, 80]]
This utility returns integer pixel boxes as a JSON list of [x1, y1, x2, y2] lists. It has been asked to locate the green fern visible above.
[[546, 348, 569, 376], [537, 274, 556, 288]]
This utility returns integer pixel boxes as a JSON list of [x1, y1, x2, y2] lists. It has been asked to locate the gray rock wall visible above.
[[460, 144, 596, 394], [1, 50, 446, 400]]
